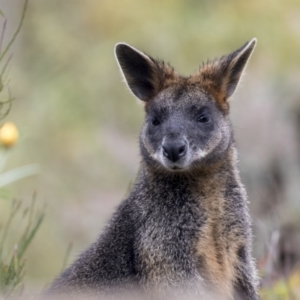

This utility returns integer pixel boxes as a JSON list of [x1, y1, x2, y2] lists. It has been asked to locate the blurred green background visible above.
[[1, 0, 300, 295]]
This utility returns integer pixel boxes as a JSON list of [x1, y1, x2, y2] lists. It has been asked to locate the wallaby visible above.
[[47, 39, 259, 300]]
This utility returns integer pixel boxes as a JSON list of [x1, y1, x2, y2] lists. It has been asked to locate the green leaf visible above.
[[0, 164, 39, 188]]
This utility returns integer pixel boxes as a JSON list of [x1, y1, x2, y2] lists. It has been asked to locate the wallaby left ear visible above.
[[115, 43, 160, 102], [199, 38, 257, 107]]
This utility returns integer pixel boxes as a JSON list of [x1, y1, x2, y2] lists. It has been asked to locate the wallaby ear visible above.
[[199, 38, 257, 109], [115, 43, 159, 101], [222, 38, 257, 97]]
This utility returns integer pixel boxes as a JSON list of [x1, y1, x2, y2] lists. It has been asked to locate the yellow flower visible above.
[[0, 122, 19, 147]]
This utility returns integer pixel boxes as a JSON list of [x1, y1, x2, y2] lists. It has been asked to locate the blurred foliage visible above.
[[0, 197, 44, 298], [0, 1, 43, 298], [261, 269, 300, 300], [0, 0, 299, 297], [0, 0, 29, 122]]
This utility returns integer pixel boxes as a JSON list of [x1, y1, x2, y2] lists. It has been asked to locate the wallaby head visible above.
[[115, 39, 256, 173]]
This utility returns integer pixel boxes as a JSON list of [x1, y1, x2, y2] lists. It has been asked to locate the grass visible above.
[[0, 1, 45, 298], [0, 197, 44, 298]]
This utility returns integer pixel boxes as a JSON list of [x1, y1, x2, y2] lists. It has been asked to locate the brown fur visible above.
[[195, 62, 230, 113], [195, 148, 245, 299], [144, 61, 232, 113]]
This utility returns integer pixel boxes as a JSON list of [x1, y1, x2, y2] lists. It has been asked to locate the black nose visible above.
[[162, 141, 187, 163]]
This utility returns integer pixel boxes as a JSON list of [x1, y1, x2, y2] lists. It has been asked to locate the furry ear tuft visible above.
[[198, 38, 257, 111]]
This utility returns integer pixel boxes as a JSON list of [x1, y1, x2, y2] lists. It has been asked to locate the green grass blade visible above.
[[0, 0, 28, 63], [0, 164, 39, 188]]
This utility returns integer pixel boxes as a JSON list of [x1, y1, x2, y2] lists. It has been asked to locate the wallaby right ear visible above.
[[115, 43, 159, 102]]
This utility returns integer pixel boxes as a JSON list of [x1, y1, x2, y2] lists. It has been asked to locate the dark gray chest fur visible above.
[[133, 172, 206, 285], [47, 163, 258, 300]]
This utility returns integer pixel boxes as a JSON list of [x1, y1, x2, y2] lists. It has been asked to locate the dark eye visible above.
[[197, 114, 210, 123], [151, 117, 160, 126]]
